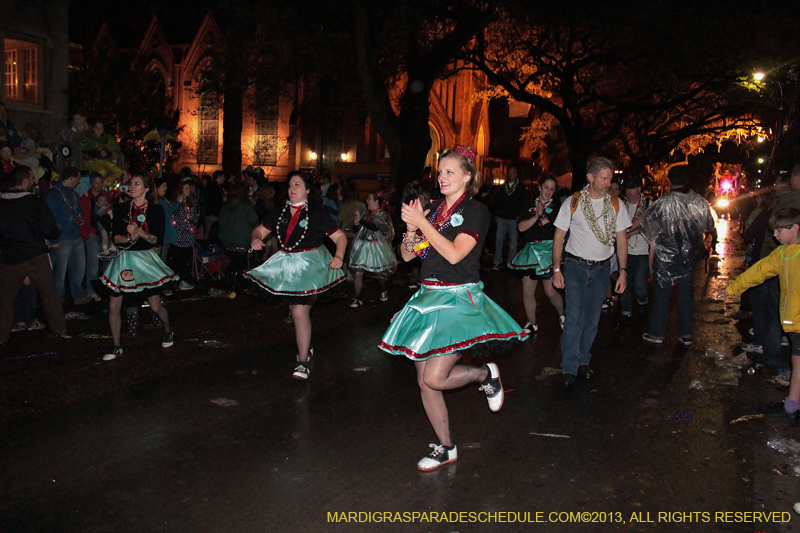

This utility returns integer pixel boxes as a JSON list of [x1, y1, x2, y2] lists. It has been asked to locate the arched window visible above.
[[197, 91, 219, 164]]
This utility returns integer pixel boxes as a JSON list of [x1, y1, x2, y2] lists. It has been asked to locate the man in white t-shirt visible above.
[[552, 157, 631, 388], [620, 176, 650, 321]]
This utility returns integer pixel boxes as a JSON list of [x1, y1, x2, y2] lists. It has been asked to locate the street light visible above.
[[758, 158, 764, 163], [754, 72, 765, 81]]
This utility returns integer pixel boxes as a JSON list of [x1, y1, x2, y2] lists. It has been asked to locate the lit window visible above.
[[254, 100, 279, 166], [197, 91, 219, 164], [4, 38, 39, 104]]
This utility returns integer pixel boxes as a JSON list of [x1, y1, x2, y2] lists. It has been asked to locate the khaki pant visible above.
[[0, 253, 67, 342]]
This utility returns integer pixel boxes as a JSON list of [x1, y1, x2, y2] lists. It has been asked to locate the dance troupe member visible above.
[[99, 174, 178, 361], [246, 171, 347, 380], [348, 191, 397, 307], [507, 173, 565, 333], [380, 146, 527, 471]]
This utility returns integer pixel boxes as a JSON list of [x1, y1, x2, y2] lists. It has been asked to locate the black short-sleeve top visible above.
[[263, 205, 339, 250], [112, 201, 166, 251], [419, 198, 490, 284], [518, 198, 560, 242]]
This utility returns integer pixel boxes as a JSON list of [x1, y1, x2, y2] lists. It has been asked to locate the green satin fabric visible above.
[[508, 241, 554, 276], [379, 281, 526, 360], [348, 233, 397, 277], [244, 246, 345, 296], [100, 249, 178, 293]]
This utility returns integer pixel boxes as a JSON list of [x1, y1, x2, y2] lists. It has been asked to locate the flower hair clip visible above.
[[453, 145, 476, 164]]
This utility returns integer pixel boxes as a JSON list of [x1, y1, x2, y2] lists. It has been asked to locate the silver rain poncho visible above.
[[642, 189, 716, 285]]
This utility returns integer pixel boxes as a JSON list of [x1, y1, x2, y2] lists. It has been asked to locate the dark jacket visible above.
[[0, 189, 61, 264], [490, 181, 527, 220]]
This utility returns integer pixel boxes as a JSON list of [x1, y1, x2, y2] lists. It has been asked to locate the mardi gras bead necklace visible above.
[[579, 185, 616, 246], [128, 199, 149, 235], [410, 193, 468, 259], [277, 200, 309, 250]]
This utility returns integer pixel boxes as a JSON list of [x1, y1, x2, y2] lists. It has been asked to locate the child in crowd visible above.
[[94, 194, 114, 251], [719, 207, 800, 421], [0, 142, 14, 175]]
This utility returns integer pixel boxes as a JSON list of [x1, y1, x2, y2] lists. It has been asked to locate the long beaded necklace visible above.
[[416, 193, 468, 260], [128, 200, 149, 234], [534, 197, 553, 225], [55, 183, 78, 220], [579, 185, 616, 246], [626, 196, 645, 247], [277, 200, 309, 250]]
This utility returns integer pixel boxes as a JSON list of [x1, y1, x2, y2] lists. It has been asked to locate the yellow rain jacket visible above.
[[726, 244, 800, 333]]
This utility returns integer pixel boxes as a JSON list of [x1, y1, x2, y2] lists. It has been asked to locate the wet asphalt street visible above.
[[1, 220, 799, 532]]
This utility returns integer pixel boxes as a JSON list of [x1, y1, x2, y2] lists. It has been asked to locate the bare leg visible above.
[[522, 276, 538, 325], [147, 294, 171, 332], [353, 271, 364, 299], [415, 354, 489, 446], [291, 304, 312, 362], [789, 354, 800, 402], [542, 278, 565, 315], [109, 295, 123, 346]]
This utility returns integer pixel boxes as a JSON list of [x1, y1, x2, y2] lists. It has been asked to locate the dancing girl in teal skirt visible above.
[[246, 171, 347, 380], [99, 174, 178, 361], [348, 191, 396, 307], [380, 146, 527, 471], [507, 174, 565, 334]]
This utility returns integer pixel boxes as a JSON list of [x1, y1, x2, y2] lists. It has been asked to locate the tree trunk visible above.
[[390, 86, 433, 187]]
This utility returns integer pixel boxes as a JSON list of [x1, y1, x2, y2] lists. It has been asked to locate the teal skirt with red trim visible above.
[[100, 249, 178, 294], [379, 280, 527, 360], [244, 246, 346, 305]]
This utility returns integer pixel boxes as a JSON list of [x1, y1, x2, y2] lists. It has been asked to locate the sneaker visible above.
[[349, 298, 362, 308], [577, 365, 594, 380], [27, 320, 46, 331], [562, 373, 576, 388], [73, 295, 94, 306], [50, 330, 72, 340], [781, 335, 790, 347], [479, 362, 504, 412], [559, 315, 566, 330], [417, 443, 457, 472], [408, 282, 420, 290], [161, 331, 174, 348], [292, 362, 310, 380], [492, 263, 501, 271], [642, 333, 664, 344], [103, 346, 123, 361], [522, 322, 538, 334], [178, 281, 195, 291], [741, 342, 763, 354], [162, 289, 173, 297], [89, 294, 102, 302], [380, 291, 388, 302], [11, 322, 27, 333], [678, 336, 693, 347], [602, 297, 613, 310]]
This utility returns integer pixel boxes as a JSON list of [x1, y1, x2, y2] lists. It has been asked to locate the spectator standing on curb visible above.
[[490, 165, 527, 269], [44, 166, 92, 306], [746, 166, 800, 367], [0, 166, 69, 345]]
